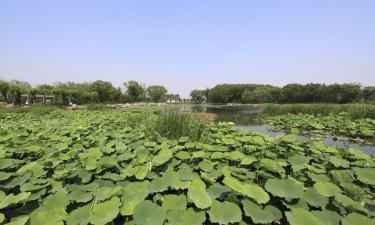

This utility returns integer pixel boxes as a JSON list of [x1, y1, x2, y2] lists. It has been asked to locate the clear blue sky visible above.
[[0, 0, 374, 97]]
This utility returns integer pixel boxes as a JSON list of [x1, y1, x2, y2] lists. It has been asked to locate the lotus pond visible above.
[[264, 113, 375, 143], [0, 110, 375, 225]]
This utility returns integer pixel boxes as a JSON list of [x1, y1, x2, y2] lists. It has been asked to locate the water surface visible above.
[[187, 105, 375, 156]]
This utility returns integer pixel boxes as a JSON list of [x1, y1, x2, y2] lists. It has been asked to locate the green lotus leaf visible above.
[[16, 161, 38, 173], [162, 194, 187, 211], [178, 208, 206, 225], [153, 148, 172, 166], [240, 156, 256, 165], [265, 178, 304, 199], [308, 172, 330, 183], [192, 151, 205, 158], [86, 148, 103, 159], [335, 193, 366, 212], [55, 143, 68, 151], [353, 167, 375, 185], [83, 157, 99, 170], [223, 176, 270, 204], [167, 208, 206, 225], [133, 200, 166, 225], [68, 188, 93, 203], [244, 183, 270, 204], [229, 151, 244, 161], [0, 172, 12, 181], [99, 156, 117, 168], [24, 145, 42, 153], [313, 182, 341, 197], [0, 159, 22, 169], [328, 156, 350, 168], [0, 213, 4, 224], [66, 204, 90, 225], [211, 152, 225, 159], [0, 192, 31, 209], [222, 176, 247, 194], [288, 154, 309, 171], [242, 199, 281, 224], [4, 215, 29, 225], [348, 148, 370, 160], [206, 183, 230, 199], [330, 170, 354, 183], [302, 188, 329, 208], [238, 136, 252, 143], [94, 186, 122, 202], [121, 181, 150, 216], [89, 197, 120, 225], [250, 136, 265, 145], [187, 182, 212, 209], [176, 151, 190, 160], [222, 137, 235, 145], [134, 165, 148, 180], [30, 209, 67, 225], [312, 210, 341, 225], [341, 212, 375, 225], [259, 158, 285, 174], [208, 200, 242, 224], [286, 208, 324, 225], [42, 193, 70, 210]]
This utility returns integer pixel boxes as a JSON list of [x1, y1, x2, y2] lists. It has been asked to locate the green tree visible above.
[[166, 94, 181, 103], [190, 89, 205, 104], [36, 84, 54, 95], [52, 88, 70, 106], [147, 85, 168, 102], [124, 81, 145, 102], [363, 86, 375, 103], [8, 83, 22, 105], [0, 80, 9, 103], [241, 88, 273, 103], [91, 80, 121, 103]]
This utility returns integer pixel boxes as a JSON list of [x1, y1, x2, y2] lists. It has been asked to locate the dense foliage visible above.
[[207, 83, 373, 104], [0, 80, 173, 105], [0, 110, 374, 225], [190, 90, 207, 104], [265, 113, 375, 143], [147, 86, 168, 103]]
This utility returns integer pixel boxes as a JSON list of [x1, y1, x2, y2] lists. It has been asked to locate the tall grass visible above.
[[148, 113, 207, 141], [261, 103, 375, 119]]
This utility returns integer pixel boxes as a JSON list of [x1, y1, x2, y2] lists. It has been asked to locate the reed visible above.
[[149, 113, 207, 141]]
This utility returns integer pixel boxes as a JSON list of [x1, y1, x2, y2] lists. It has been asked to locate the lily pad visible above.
[[242, 199, 281, 224], [353, 167, 375, 185], [286, 208, 324, 225], [265, 178, 304, 199], [208, 200, 242, 224], [313, 182, 341, 197], [341, 213, 375, 225], [89, 197, 120, 225], [187, 182, 212, 209], [133, 200, 166, 225]]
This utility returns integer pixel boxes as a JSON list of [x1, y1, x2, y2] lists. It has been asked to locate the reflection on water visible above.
[[187, 105, 375, 156]]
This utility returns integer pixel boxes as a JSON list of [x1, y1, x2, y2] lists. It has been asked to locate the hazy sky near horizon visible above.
[[0, 1, 374, 97]]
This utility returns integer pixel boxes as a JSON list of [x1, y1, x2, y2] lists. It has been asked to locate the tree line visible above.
[[1, 80, 374, 105], [190, 83, 375, 104], [0, 80, 178, 105]]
